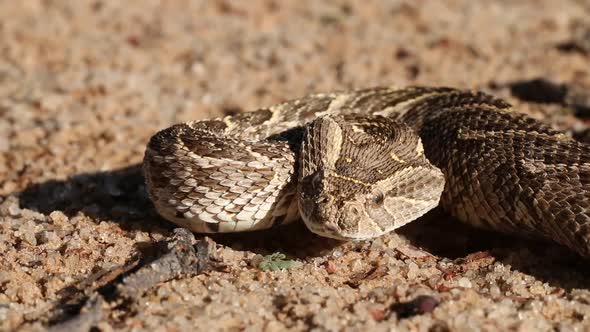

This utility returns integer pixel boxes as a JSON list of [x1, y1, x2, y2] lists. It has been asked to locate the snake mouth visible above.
[[334, 204, 390, 240], [299, 197, 386, 240]]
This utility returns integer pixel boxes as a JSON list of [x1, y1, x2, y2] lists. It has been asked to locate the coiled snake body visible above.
[[144, 87, 590, 257]]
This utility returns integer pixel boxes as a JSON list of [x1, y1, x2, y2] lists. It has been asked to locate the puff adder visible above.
[[144, 86, 590, 257]]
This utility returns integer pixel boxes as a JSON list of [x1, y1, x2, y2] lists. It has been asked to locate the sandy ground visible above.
[[2, 1, 590, 331]]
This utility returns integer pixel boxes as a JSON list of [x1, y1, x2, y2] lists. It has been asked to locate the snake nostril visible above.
[[348, 205, 361, 217]]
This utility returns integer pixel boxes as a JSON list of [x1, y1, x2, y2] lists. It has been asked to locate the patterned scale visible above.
[[144, 86, 590, 257]]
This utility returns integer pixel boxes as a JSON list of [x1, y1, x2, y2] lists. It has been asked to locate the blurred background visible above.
[[1, 1, 590, 331]]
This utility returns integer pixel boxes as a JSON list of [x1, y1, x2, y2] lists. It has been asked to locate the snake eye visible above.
[[368, 191, 385, 204]]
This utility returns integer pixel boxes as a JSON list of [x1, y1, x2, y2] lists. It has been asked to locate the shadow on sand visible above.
[[14, 163, 590, 289]]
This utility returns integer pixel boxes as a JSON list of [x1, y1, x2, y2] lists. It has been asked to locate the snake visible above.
[[143, 86, 590, 257]]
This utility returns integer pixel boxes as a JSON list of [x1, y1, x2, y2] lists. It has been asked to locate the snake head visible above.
[[298, 114, 445, 240], [299, 168, 444, 240]]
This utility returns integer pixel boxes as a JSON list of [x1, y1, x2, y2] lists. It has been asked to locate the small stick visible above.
[[44, 229, 219, 330], [116, 229, 218, 299]]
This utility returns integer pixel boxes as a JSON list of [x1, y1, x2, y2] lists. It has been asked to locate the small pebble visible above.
[[457, 277, 472, 288], [8, 204, 21, 217], [393, 295, 440, 319], [49, 210, 68, 224]]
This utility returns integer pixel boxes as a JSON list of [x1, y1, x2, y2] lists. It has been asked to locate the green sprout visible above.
[[258, 252, 302, 271]]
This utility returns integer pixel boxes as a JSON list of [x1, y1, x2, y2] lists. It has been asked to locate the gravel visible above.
[[2, 1, 590, 331]]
